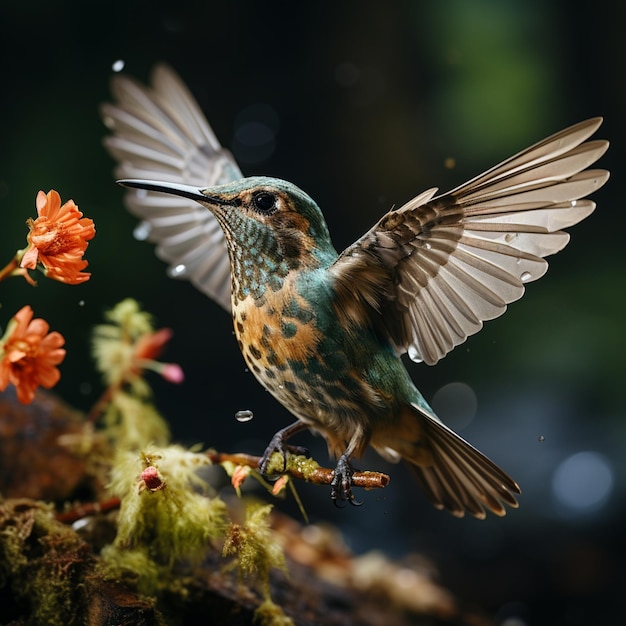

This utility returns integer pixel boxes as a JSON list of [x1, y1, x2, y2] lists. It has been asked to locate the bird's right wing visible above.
[[330, 118, 609, 365], [101, 64, 241, 312]]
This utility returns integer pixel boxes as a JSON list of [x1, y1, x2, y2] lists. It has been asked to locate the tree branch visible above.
[[207, 450, 390, 490]]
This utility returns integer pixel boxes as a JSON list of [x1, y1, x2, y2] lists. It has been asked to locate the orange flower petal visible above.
[[272, 475, 289, 495], [20, 245, 39, 270], [36, 190, 48, 212], [22, 190, 95, 285], [134, 328, 173, 361], [0, 305, 66, 404], [231, 465, 250, 490]]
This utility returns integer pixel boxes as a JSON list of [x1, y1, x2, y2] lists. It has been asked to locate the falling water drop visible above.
[[112, 59, 125, 72], [235, 410, 254, 423], [167, 264, 188, 278], [538, 435, 545, 443], [133, 221, 151, 241], [78, 300, 85, 307]]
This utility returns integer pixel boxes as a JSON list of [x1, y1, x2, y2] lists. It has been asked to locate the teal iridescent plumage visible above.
[[103, 65, 609, 518]]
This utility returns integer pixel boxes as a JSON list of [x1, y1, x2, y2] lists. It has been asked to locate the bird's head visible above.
[[118, 176, 337, 270]]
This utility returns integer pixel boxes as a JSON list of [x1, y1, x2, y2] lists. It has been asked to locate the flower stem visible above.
[[85, 383, 119, 424], [0, 256, 18, 283], [0, 253, 36, 285]]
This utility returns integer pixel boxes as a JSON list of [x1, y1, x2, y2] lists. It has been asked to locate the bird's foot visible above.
[[331, 454, 363, 507], [258, 421, 309, 475]]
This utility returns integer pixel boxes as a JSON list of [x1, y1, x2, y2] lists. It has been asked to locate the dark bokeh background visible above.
[[1, 1, 624, 624]]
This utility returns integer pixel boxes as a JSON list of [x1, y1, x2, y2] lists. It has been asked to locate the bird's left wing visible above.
[[330, 118, 609, 365], [101, 64, 241, 311]]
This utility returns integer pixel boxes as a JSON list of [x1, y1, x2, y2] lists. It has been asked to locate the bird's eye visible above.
[[252, 191, 277, 214]]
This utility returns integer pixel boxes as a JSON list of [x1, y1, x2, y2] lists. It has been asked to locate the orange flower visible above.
[[0, 305, 66, 404], [20, 189, 95, 284], [133, 328, 184, 383]]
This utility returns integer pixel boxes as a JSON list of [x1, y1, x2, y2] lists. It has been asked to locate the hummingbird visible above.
[[102, 65, 609, 518]]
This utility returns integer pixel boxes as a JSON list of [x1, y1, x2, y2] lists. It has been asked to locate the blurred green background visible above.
[[1, 1, 624, 624]]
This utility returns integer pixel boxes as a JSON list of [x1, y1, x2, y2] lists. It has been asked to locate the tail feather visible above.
[[404, 404, 520, 519]]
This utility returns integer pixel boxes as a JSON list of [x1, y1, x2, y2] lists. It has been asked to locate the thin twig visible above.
[[55, 497, 121, 524]]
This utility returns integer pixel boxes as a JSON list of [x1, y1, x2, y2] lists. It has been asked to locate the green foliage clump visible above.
[[92, 298, 154, 391], [0, 499, 89, 626], [101, 445, 228, 595], [103, 390, 171, 449], [223, 502, 293, 626], [223, 503, 287, 598], [254, 598, 296, 626], [91, 298, 180, 449], [91, 301, 291, 615]]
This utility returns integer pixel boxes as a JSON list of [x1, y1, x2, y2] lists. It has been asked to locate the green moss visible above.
[[222, 503, 287, 600], [0, 499, 89, 626], [254, 598, 295, 626], [104, 391, 171, 449], [286, 454, 321, 480], [101, 446, 229, 595]]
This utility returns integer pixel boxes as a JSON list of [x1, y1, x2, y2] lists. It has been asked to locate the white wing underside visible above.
[[101, 64, 241, 311]]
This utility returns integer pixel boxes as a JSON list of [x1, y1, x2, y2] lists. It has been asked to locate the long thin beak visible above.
[[117, 179, 225, 204]]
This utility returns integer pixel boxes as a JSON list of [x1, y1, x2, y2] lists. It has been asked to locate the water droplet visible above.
[[72, 518, 90, 532], [112, 59, 125, 72], [78, 300, 85, 307], [244, 367, 249, 373], [423, 242, 432, 250], [167, 264, 188, 278], [133, 221, 151, 241], [408, 345, 422, 362], [505, 233, 517, 243], [235, 409, 254, 423], [538, 435, 545, 442], [571, 200, 577, 207], [520, 271, 532, 282], [278, 384, 284, 390]]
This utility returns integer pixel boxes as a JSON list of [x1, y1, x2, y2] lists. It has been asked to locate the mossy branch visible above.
[[207, 450, 390, 491], [55, 450, 390, 526]]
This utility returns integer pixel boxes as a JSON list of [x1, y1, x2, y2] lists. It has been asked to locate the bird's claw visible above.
[[331, 455, 363, 507], [258, 432, 309, 476]]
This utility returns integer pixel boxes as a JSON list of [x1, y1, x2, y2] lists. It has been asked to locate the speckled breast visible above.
[[231, 280, 324, 416], [230, 276, 390, 440]]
